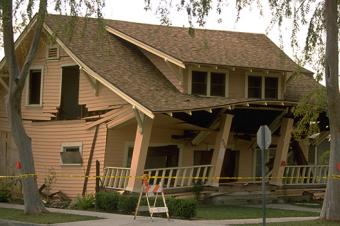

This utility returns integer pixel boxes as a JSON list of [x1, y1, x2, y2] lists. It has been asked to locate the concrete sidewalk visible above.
[[0, 203, 319, 226]]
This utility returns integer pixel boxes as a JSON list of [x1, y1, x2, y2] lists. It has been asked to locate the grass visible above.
[[239, 220, 340, 226], [196, 205, 319, 220], [0, 207, 100, 224], [292, 202, 322, 209]]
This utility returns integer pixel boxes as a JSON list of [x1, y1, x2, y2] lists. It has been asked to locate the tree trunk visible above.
[[320, 0, 340, 221], [2, 0, 47, 214]]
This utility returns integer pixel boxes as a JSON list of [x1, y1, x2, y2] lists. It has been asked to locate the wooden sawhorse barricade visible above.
[[134, 175, 170, 220]]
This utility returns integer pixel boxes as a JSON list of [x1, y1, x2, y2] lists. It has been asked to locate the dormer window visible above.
[[246, 74, 280, 99], [190, 70, 227, 97]]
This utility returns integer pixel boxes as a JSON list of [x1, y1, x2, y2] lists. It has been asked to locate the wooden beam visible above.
[[209, 114, 234, 186], [191, 118, 221, 145], [132, 106, 144, 134], [105, 26, 186, 69], [126, 116, 154, 192], [270, 117, 294, 186]]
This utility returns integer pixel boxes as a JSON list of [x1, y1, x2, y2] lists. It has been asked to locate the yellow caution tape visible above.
[[0, 174, 339, 180]]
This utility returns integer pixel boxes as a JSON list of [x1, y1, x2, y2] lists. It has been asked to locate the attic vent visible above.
[[47, 46, 59, 59]]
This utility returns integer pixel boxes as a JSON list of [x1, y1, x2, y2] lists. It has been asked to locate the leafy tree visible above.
[[145, 0, 340, 221], [0, 0, 104, 214]]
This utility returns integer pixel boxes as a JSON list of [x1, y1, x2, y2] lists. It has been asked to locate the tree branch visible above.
[[17, 0, 47, 92]]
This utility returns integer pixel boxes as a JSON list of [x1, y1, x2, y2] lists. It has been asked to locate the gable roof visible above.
[[105, 20, 311, 74], [5, 14, 317, 115]]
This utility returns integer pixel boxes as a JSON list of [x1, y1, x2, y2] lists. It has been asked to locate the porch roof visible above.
[[42, 15, 317, 113]]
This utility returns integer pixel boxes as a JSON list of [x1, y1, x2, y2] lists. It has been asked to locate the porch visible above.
[[99, 164, 328, 191]]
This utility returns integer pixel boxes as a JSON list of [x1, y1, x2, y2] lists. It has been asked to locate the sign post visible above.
[[256, 125, 272, 226]]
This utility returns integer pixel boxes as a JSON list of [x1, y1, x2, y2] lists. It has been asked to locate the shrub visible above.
[[192, 182, 204, 200], [96, 191, 119, 211], [167, 198, 197, 219], [70, 194, 95, 210], [117, 195, 138, 214], [0, 190, 10, 202]]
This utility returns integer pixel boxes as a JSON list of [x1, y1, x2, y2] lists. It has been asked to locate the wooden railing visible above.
[[102, 165, 213, 190], [145, 165, 213, 189], [283, 165, 328, 185], [102, 167, 130, 189]]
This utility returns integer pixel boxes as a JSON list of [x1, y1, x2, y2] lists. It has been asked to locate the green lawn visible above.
[[0, 207, 100, 224], [239, 220, 340, 226], [196, 205, 319, 220]]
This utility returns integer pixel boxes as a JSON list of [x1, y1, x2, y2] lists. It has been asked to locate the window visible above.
[[247, 75, 279, 99], [265, 77, 279, 99], [191, 70, 227, 97], [60, 143, 82, 165], [248, 76, 262, 98], [191, 71, 207, 95], [59, 66, 81, 120], [27, 69, 42, 105], [210, 72, 226, 96]]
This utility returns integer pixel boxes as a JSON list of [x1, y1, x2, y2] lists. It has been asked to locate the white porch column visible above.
[[126, 116, 154, 192], [270, 117, 294, 186], [210, 114, 233, 187]]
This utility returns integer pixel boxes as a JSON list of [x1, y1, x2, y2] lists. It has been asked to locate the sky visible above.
[[0, 0, 315, 73]]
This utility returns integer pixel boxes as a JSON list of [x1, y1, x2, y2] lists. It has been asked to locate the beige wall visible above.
[[24, 121, 107, 198]]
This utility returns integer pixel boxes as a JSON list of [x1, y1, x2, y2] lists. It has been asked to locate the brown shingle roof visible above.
[[106, 20, 311, 73], [285, 73, 323, 101], [44, 15, 314, 113]]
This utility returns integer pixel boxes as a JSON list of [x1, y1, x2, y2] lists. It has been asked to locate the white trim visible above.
[[60, 142, 83, 166], [188, 66, 229, 97], [105, 26, 186, 69], [25, 65, 44, 107], [43, 23, 155, 119], [245, 72, 282, 99]]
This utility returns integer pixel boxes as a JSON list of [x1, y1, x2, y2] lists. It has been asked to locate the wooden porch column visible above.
[[126, 116, 154, 192], [270, 117, 294, 186], [209, 114, 233, 187]]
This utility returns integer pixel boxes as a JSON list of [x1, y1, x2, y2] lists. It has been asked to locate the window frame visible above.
[[26, 66, 44, 107], [188, 67, 229, 97], [245, 72, 281, 99], [60, 142, 83, 166]]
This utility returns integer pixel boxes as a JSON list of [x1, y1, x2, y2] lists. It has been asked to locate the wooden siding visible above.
[[141, 49, 184, 92], [229, 69, 246, 98], [24, 121, 107, 198], [19, 33, 127, 121], [105, 121, 184, 168]]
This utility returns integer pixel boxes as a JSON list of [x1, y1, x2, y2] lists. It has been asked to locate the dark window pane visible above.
[[191, 71, 207, 95], [64, 147, 80, 152], [248, 76, 262, 98], [210, 72, 226, 96], [265, 77, 278, 99], [28, 70, 42, 105]]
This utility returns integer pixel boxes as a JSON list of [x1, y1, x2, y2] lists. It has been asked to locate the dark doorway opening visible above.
[[220, 149, 240, 183], [59, 66, 81, 120]]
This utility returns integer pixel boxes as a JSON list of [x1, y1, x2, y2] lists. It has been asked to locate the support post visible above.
[[270, 117, 294, 185], [95, 160, 100, 194], [209, 114, 233, 186], [126, 116, 153, 192]]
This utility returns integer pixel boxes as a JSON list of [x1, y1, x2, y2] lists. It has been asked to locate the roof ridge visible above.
[[46, 13, 265, 36]]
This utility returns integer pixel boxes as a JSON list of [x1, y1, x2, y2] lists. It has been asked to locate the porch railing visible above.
[[102, 167, 130, 189], [145, 165, 213, 189], [283, 165, 328, 185], [102, 165, 213, 190]]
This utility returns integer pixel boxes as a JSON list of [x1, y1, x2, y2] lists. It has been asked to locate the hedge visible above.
[[95, 191, 197, 219]]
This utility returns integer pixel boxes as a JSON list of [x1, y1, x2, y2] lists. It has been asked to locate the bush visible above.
[[96, 191, 119, 211], [70, 194, 95, 210], [167, 198, 197, 219], [0, 190, 10, 202], [117, 195, 138, 214]]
